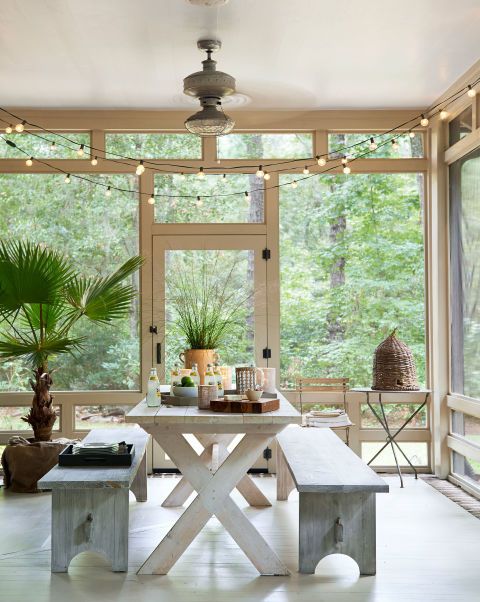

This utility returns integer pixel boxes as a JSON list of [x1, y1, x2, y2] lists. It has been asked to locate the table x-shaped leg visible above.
[[162, 434, 271, 508], [139, 430, 289, 576]]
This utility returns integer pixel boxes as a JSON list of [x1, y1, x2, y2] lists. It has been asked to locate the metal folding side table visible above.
[[354, 388, 430, 488]]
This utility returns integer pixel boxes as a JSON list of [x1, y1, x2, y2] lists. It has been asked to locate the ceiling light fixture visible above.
[[183, 39, 236, 137]]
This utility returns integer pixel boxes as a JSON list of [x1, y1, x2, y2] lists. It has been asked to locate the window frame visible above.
[[0, 116, 430, 471]]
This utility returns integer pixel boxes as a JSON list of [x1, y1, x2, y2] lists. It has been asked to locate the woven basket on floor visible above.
[[372, 330, 419, 391]]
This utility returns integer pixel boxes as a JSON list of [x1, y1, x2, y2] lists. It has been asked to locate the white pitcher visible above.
[[259, 367, 277, 393]]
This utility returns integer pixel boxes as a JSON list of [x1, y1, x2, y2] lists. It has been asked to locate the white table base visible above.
[[139, 428, 289, 576]]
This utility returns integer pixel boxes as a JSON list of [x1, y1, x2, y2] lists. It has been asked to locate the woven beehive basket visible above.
[[372, 330, 419, 391]]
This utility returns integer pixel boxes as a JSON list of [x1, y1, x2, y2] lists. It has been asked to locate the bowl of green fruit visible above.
[[172, 376, 198, 397]]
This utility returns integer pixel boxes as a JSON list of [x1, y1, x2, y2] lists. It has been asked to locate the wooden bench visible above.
[[276, 427, 389, 575], [38, 426, 149, 573]]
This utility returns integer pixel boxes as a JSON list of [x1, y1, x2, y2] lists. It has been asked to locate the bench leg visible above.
[[299, 492, 376, 576], [51, 488, 129, 573], [130, 452, 148, 502], [276, 445, 296, 501]]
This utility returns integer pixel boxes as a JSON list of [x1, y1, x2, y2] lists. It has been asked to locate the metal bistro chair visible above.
[[296, 377, 353, 446]]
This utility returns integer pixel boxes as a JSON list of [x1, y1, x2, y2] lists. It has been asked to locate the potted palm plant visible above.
[[0, 240, 143, 441]]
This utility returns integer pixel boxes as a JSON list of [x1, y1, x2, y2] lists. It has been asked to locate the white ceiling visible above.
[[0, 0, 479, 110]]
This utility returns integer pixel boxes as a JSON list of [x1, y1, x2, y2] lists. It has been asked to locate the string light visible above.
[[77, 144, 85, 157], [196, 166, 205, 179], [25, 157, 33, 166], [369, 137, 378, 150], [178, 172, 186, 180], [50, 140, 57, 151], [467, 85, 476, 98], [136, 160, 145, 175], [291, 180, 298, 189], [105, 186, 112, 197], [2, 71, 479, 203], [196, 195, 203, 206], [221, 173, 227, 183], [391, 139, 399, 150], [256, 165, 264, 178], [91, 156, 98, 166], [148, 194, 155, 205], [244, 191, 251, 201]]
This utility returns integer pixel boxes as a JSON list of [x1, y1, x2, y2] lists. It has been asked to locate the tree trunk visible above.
[[23, 367, 57, 441]]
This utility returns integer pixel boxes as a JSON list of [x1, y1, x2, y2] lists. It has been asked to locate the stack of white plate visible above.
[[72, 442, 120, 456]]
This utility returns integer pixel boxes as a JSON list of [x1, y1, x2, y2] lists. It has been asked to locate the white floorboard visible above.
[[0, 475, 479, 602]]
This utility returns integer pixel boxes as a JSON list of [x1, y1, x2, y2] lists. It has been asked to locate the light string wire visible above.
[[0, 71, 478, 174], [0, 75, 478, 201]]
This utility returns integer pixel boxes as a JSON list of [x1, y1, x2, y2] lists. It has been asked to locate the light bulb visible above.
[[263, 171, 271, 181], [256, 165, 264, 178], [77, 144, 85, 157], [105, 186, 112, 197], [196, 195, 203, 206], [420, 114, 429, 127], [136, 160, 145, 176], [317, 156, 326, 167], [439, 110, 449, 121], [343, 165, 351, 174], [245, 191, 251, 201], [409, 131, 416, 138], [341, 156, 348, 165], [5, 125, 12, 134], [50, 141, 57, 151], [197, 166, 205, 179], [147, 195, 155, 205], [64, 174, 71, 184], [303, 166, 310, 175], [178, 172, 186, 181], [467, 85, 476, 98], [391, 139, 399, 150], [15, 121, 26, 133], [291, 180, 298, 189], [91, 156, 98, 166], [221, 174, 227, 184], [25, 157, 33, 167], [369, 137, 378, 151]]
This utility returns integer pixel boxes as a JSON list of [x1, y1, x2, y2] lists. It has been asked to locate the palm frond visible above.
[[0, 331, 85, 368], [0, 240, 74, 312], [64, 256, 144, 324]]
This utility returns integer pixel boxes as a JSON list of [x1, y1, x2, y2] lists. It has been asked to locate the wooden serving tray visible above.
[[210, 398, 280, 414]]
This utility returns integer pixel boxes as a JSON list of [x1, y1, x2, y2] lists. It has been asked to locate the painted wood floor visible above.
[[0, 475, 479, 602]]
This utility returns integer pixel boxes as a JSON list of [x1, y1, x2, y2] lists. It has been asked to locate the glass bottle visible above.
[[146, 367, 161, 407], [213, 363, 224, 397], [205, 363, 216, 386], [190, 363, 200, 386], [170, 362, 181, 393]]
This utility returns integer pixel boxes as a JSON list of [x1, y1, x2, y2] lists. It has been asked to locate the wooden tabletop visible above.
[[126, 388, 301, 430]]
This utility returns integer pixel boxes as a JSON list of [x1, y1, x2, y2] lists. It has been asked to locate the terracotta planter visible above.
[[179, 349, 219, 384]]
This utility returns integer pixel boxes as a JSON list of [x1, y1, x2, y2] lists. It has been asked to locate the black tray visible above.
[[58, 444, 135, 467]]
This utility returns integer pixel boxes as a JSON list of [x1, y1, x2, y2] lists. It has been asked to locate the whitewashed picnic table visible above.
[[126, 388, 301, 576]]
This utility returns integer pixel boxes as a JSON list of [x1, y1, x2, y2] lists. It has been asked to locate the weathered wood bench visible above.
[[276, 427, 389, 575], [38, 426, 149, 573]]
